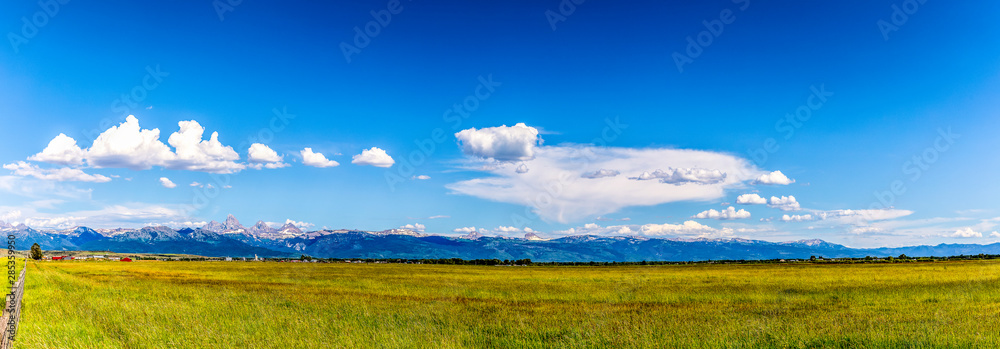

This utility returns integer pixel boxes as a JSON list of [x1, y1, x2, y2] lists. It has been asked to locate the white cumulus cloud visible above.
[[159, 177, 177, 188], [248, 144, 289, 169], [80, 116, 245, 173], [452, 226, 480, 234], [300, 148, 339, 168], [400, 223, 426, 232], [455, 123, 540, 161], [493, 226, 523, 233], [781, 214, 814, 222], [768, 196, 801, 211], [282, 219, 314, 229], [736, 193, 767, 205], [165, 120, 244, 173], [693, 206, 751, 220], [753, 171, 795, 185], [248, 143, 282, 163], [950, 228, 982, 238], [25, 117, 267, 175], [28, 133, 86, 166], [352, 147, 395, 168], [85, 115, 176, 170]]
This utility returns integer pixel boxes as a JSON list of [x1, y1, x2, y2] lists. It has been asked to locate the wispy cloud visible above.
[[448, 144, 763, 223]]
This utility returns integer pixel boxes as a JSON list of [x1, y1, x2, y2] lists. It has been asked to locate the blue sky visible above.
[[1, 0, 999, 247]]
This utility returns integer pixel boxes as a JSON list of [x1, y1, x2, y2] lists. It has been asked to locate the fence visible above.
[[0, 260, 26, 349]]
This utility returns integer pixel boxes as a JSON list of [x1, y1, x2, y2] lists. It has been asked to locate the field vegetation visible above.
[[17, 259, 1000, 348]]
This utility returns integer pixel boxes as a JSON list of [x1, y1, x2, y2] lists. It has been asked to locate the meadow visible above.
[[17, 260, 1000, 348]]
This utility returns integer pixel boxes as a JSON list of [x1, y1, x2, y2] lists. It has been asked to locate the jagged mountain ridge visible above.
[[203, 220, 225, 233], [5, 219, 1000, 262], [2, 222, 287, 257], [223, 214, 244, 231], [248, 220, 277, 237]]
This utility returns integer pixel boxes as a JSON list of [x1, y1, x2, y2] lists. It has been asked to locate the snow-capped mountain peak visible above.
[[248, 220, 277, 237], [279, 223, 303, 235], [525, 232, 547, 241], [223, 214, 245, 231], [459, 231, 485, 240]]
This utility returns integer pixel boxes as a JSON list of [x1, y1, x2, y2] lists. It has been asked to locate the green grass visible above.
[[16, 260, 1000, 348]]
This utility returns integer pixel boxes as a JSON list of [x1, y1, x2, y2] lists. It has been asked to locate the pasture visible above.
[[18, 260, 1000, 348]]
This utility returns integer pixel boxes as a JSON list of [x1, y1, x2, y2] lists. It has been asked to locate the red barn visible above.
[[52, 256, 63, 260], [121, 257, 132, 262]]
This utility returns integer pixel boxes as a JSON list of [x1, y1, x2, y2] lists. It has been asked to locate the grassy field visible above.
[[16, 260, 1000, 348]]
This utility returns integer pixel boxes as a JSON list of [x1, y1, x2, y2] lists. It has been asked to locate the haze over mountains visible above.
[[5, 215, 1000, 262]]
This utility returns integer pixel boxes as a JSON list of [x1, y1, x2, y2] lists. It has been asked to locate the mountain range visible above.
[[5, 215, 1000, 262]]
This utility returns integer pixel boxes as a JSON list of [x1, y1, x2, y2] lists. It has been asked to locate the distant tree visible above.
[[810, 255, 817, 262], [898, 254, 909, 260], [29, 243, 43, 260]]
